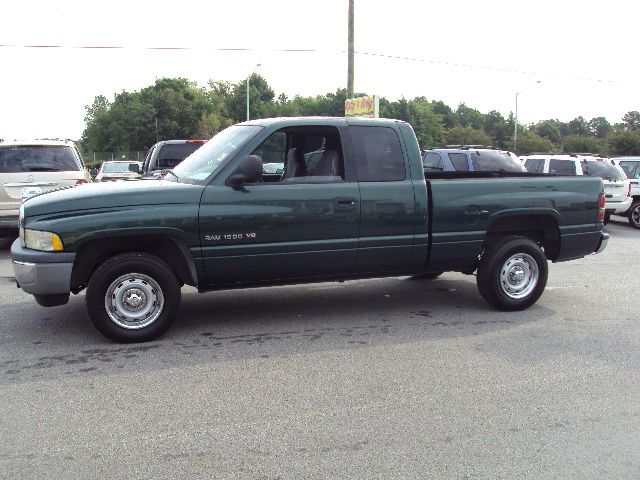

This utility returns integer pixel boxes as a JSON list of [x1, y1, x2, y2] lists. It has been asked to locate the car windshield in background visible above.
[[0, 146, 80, 173], [470, 151, 524, 172], [103, 163, 138, 173], [156, 143, 205, 169], [172, 125, 262, 183], [581, 161, 625, 181]]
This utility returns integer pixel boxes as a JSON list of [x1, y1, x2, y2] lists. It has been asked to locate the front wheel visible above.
[[476, 236, 548, 311], [628, 201, 640, 229], [86, 252, 181, 342]]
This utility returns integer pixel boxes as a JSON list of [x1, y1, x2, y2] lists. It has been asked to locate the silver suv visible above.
[[0, 139, 91, 236]]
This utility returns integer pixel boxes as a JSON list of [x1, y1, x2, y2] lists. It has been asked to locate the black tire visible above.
[[86, 252, 181, 342], [476, 236, 548, 311], [604, 212, 611, 225], [411, 271, 443, 280], [628, 201, 640, 229]]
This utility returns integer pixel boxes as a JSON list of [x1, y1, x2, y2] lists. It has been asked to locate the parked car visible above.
[[0, 139, 91, 237], [141, 140, 206, 178], [422, 146, 524, 173], [11, 117, 607, 342], [611, 157, 640, 228], [95, 161, 143, 182], [521, 154, 631, 223]]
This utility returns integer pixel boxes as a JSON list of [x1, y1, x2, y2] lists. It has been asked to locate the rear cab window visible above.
[[350, 126, 406, 181], [0, 145, 80, 172]]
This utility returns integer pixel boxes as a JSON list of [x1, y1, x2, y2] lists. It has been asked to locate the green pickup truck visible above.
[[11, 117, 608, 342]]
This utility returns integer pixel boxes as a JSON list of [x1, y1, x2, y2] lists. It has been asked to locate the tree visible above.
[[608, 131, 640, 156], [455, 103, 484, 130], [588, 117, 612, 138], [622, 111, 640, 131], [515, 130, 555, 155], [563, 135, 603, 154], [567, 116, 589, 136], [483, 110, 510, 149], [445, 126, 491, 146], [431, 100, 457, 129], [226, 73, 275, 121], [534, 120, 563, 145]]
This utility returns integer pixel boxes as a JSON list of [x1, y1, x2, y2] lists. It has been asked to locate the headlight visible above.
[[23, 229, 64, 252]]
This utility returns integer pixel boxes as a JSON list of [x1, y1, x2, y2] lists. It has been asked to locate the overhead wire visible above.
[[0, 43, 623, 85]]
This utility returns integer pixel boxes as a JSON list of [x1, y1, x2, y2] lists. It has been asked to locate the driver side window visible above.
[[250, 127, 346, 184]]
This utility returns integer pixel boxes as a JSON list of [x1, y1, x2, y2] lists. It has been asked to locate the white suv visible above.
[[0, 139, 91, 236], [521, 154, 631, 223], [611, 157, 640, 228]]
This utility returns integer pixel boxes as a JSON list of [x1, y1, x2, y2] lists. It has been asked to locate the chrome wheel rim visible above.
[[499, 253, 539, 299], [105, 273, 164, 329], [632, 205, 640, 226]]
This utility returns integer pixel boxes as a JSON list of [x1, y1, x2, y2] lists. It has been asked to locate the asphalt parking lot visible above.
[[1, 221, 639, 479]]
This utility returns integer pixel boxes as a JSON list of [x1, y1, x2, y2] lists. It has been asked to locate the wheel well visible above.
[[485, 215, 560, 260], [70, 235, 197, 293]]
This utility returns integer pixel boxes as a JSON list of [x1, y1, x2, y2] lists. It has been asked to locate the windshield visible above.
[[581, 160, 626, 182], [103, 162, 139, 173], [0, 145, 80, 172], [172, 126, 262, 183]]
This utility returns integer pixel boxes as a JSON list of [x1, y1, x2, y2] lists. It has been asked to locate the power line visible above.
[[0, 43, 624, 85]]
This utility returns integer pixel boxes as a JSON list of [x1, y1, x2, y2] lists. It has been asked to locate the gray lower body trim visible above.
[[11, 239, 75, 295], [13, 261, 73, 295]]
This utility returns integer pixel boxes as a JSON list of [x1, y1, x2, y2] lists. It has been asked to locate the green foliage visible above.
[[588, 117, 612, 138], [515, 130, 555, 155], [563, 135, 604, 154], [608, 131, 640, 155], [534, 120, 563, 145], [81, 75, 640, 157], [445, 126, 492, 146], [622, 111, 640, 131]]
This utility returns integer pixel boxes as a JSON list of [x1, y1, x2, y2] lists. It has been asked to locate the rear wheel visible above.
[[86, 252, 181, 342], [477, 236, 548, 311], [604, 212, 611, 225], [628, 201, 640, 229]]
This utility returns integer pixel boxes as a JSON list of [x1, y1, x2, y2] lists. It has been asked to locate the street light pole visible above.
[[513, 80, 541, 152], [514, 92, 519, 152]]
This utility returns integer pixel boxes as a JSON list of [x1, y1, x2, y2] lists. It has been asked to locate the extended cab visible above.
[[11, 118, 608, 342]]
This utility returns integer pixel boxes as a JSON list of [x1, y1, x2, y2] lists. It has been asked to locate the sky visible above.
[[1, 0, 637, 141]]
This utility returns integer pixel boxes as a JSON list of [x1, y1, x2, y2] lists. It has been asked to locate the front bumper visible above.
[[594, 232, 609, 254], [11, 239, 75, 295]]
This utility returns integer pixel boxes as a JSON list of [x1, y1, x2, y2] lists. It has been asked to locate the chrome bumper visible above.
[[11, 239, 75, 295], [594, 232, 609, 254]]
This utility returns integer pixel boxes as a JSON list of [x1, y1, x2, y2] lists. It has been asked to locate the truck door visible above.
[[199, 125, 360, 286], [349, 125, 416, 274]]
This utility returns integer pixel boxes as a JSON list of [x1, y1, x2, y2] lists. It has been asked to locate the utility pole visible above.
[[347, 0, 354, 99]]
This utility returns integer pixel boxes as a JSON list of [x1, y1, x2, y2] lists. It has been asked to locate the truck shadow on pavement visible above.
[[1, 274, 556, 384]]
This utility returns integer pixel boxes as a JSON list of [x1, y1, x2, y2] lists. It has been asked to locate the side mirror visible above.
[[226, 155, 263, 189], [129, 163, 141, 174]]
